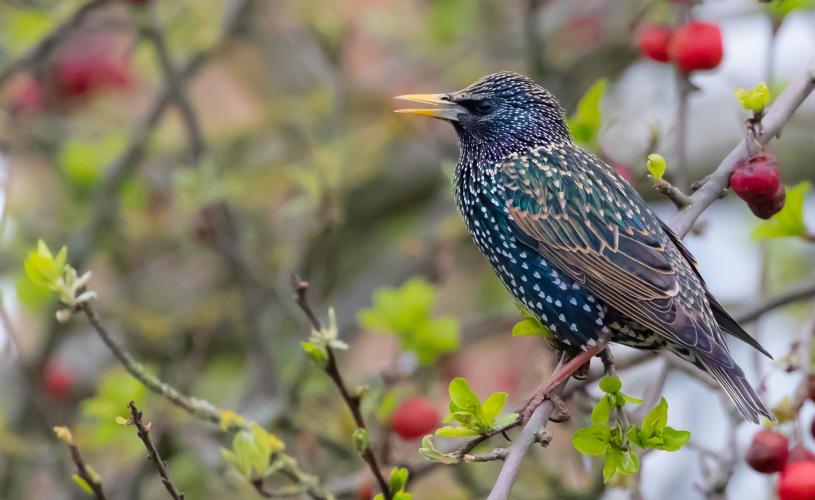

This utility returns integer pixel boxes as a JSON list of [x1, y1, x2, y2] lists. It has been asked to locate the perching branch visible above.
[[0, 0, 110, 87], [486, 378, 569, 500], [291, 276, 392, 500], [126, 401, 185, 500], [670, 54, 815, 238]]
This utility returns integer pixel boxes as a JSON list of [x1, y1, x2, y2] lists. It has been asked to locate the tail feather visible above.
[[697, 356, 774, 424]]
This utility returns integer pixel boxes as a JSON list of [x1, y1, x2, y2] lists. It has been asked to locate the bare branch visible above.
[[735, 277, 815, 324], [652, 177, 693, 209], [53, 427, 107, 500], [291, 276, 392, 500], [670, 55, 815, 237], [126, 401, 185, 500]]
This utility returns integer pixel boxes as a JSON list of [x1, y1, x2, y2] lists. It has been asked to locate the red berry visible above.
[[43, 360, 72, 400], [789, 446, 815, 463], [747, 184, 786, 219], [356, 479, 373, 500], [778, 461, 815, 500], [638, 25, 673, 63], [730, 152, 786, 219], [731, 152, 781, 200], [49, 36, 132, 101], [390, 397, 439, 440], [746, 429, 789, 474], [669, 21, 723, 73]]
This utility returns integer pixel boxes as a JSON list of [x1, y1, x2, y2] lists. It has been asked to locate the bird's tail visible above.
[[696, 354, 774, 424]]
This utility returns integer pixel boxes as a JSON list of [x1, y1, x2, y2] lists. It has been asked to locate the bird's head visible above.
[[396, 72, 571, 162]]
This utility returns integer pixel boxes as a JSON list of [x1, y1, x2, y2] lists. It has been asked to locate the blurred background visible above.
[[0, 0, 814, 498]]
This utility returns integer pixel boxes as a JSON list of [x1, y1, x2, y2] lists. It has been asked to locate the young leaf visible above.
[[492, 412, 519, 429], [591, 396, 612, 425], [734, 83, 771, 112], [571, 424, 610, 456], [447, 378, 480, 413], [418, 435, 461, 464], [72, 474, 94, 495], [646, 153, 667, 179], [568, 78, 608, 147], [481, 392, 508, 423], [598, 375, 622, 394], [435, 425, 479, 438]]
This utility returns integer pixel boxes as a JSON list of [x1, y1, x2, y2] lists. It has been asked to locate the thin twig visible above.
[[735, 277, 815, 324], [291, 276, 392, 500], [652, 177, 693, 209], [54, 427, 107, 500], [670, 54, 815, 237], [139, 12, 206, 161], [126, 401, 185, 500], [75, 303, 331, 500]]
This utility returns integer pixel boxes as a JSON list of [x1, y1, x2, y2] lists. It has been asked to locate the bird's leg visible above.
[[518, 332, 611, 423]]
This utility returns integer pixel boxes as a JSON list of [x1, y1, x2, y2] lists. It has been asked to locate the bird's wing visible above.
[[659, 220, 772, 358], [498, 146, 719, 354]]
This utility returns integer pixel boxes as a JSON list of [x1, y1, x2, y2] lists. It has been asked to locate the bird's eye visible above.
[[472, 100, 496, 115]]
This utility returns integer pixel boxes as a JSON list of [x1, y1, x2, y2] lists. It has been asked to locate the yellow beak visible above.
[[394, 93, 462, 121]]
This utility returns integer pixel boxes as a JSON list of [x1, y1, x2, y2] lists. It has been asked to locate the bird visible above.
[[395, 71, 773, 423]]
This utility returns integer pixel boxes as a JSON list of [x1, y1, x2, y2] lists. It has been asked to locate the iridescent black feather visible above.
[[437, 72, 772, 423]]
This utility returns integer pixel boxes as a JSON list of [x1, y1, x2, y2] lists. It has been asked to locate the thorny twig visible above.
[[291, 276, 392, 500], [126, 401, 185, 500]]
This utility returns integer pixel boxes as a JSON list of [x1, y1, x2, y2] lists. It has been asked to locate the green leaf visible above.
[[492, 412, 519, 429], [766, 0, 815, 19], [599, 375, 622, 394], [418, 435, 461, 464], [59, 133, 126, 190], [646, 153, 667, 179], [388, 467, 409, 493], [72, 474, 94, 495], [512, 317, 552, 337], [352, 428, 369, 454], [641, 397, 669, 436], [300, 341, 328, 366], [567, 78, 608, 147], [602, 449, 621, 483], [447, 378, 480, 413], [734, 83, 771, 112], [591, 396, 612, 425], [358, 278, 459, 364], [435, 425, 479, 438], [481, 392, 508, 423], [657, 427, 691, 451], [571, 424, 610, 456], [752, 181, 812, 240]]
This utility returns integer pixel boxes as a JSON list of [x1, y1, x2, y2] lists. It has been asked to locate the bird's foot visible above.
[[518, 392, 571, 424], [572, 360, 591, 380]]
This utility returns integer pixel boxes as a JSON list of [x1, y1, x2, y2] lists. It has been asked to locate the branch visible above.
[[291, 277, 391, 500], [139, 12, 206, 161], [53, 427, 107, 500], [76, 303, 331, 499], [486, 379, 569, 500], [670, 54, 815, 237], [735, 277, 815, 324], [0, 0, 110, 87], [126, 401, 185, 500], [652, 177, 693, 209]]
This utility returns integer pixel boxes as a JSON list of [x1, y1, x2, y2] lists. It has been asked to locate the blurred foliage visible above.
[[358, 278, 460, 364], [753, 181, 813, 240], [0, 0, 813, 498]]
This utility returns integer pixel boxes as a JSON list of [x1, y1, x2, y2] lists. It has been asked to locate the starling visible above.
[[396, 72, 773, 423]]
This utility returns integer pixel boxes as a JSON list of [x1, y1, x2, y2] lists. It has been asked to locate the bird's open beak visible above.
[[394, 93, 463, 121]]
